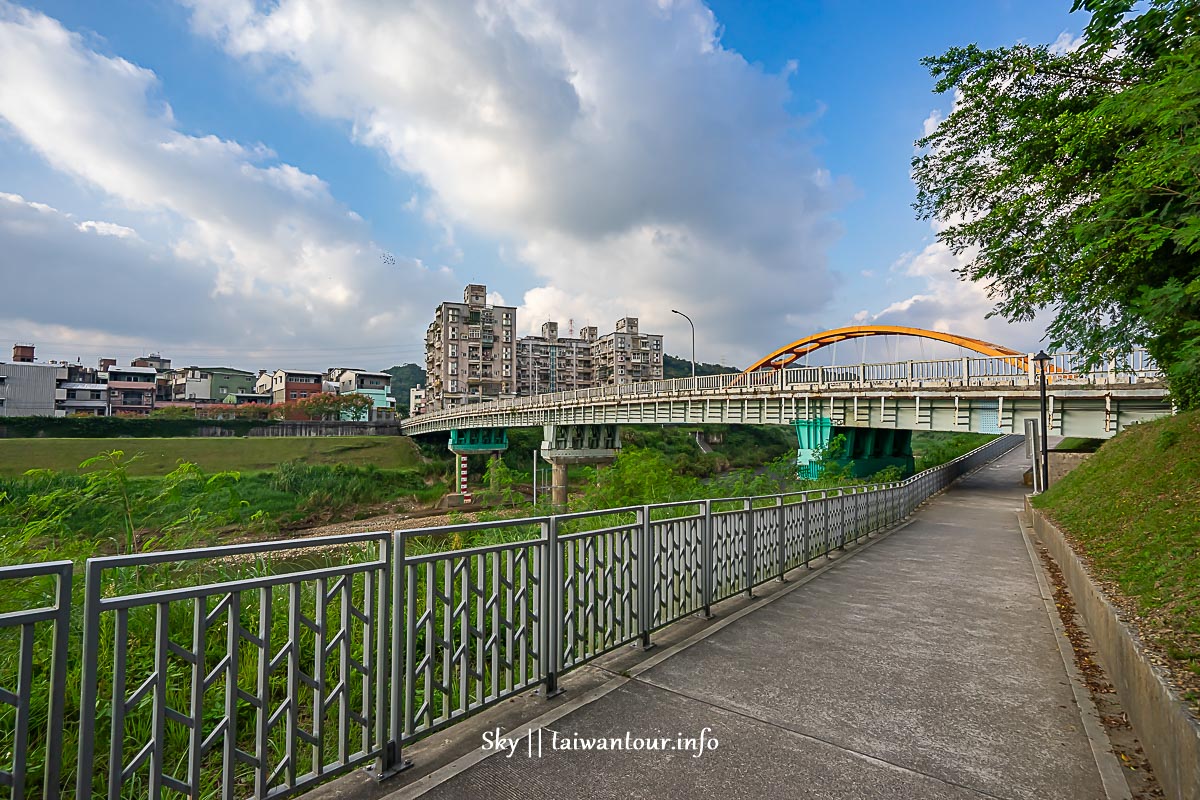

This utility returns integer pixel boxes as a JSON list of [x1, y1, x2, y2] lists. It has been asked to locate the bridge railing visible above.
[[3, 432, 1021, 797], [407, 349, 1160, 428]]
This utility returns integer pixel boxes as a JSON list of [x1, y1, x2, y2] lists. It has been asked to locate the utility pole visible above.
[[1033, 350, 1051, 491]]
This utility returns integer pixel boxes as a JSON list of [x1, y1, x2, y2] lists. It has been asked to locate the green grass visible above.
[[0, 435, 423, 476], [1033, 410, 1200, 676], [1053, 436, 1105, 452]]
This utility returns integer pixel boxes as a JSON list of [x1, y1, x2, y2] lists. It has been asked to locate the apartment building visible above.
[[409, 385, 427, 416], [423, 284, 517, 411], [592, 317, 664, 386], [106, 366, 157, 415], [516, 321, 597, 396]]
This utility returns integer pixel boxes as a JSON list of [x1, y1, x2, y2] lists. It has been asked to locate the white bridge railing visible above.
[[406, 349, 1161, 431]]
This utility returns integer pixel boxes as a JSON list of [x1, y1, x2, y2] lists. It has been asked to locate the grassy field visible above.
[[1033, 409, 1200, 697], [0, 435, 423, 476]]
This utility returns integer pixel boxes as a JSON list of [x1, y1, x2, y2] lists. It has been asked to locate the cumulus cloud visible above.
[[184, 0, 847, 365], [0, 2, 457, 366], [869, 226, 1048, 353]]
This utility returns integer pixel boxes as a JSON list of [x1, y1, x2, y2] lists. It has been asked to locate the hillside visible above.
[[1033, 410, 1200, 704], [385, 363, 426, 408], [662, 354, 741, 379]]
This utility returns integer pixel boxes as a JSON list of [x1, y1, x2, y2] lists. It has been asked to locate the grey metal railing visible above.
[[9, 434, 1019, 799]]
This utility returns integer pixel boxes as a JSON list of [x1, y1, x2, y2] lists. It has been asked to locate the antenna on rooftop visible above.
[[568, 318, 574, 337]]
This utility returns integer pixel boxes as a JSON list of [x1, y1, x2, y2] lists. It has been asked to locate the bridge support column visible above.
[[540, 424, 621, 511], [447, 427, 509, 505], [793, 419, 915, 479]]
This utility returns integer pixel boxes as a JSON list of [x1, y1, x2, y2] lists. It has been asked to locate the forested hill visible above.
[[385, 363, 426, 407], [663, 354, 741, 379]]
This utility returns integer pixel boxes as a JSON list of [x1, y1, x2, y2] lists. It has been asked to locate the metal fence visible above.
[[5, 434, 1020, 799]]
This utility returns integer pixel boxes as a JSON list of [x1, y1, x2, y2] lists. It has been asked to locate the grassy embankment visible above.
[[0, 435, 422, 476], [1033, 410, 1200, 701]]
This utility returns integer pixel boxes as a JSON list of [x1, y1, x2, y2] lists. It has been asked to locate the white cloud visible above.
[[0, 2, 457, 366], [869, 226, 1047, 352], [184, 0, 847, 365], [77, 220, 137, 238], [1049, 30, 1085, 55]]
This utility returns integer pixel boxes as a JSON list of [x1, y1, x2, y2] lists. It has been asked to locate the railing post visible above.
[[75, 559, 102, 800], [776, 495, 786, 581], [638, 506, 656, 650], [802, 495, 811, 568], [701, 499, 714, 618], [743, 498, 755, 597], [838, 490, 847, 550], [540, 516, 564, 697], [377, 532, 410, 776]]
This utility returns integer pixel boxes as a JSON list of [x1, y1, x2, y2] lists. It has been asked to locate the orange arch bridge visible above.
[[743, 325, 1025, 373], [745, 326, 1028, 478]]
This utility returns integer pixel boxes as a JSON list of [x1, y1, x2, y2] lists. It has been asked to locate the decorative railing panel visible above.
[[7, 435, 1019, 798]]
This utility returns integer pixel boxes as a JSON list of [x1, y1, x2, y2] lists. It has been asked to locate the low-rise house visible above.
[[58, 382, 109, 416], [172, 367, 256, 402], [224, 392, 271, 405], [0, 361, 67, 417], [106, 366, 157, 415], [409, 385, 427, 416], [254, 370, 274, 396], [328, 368, 394, 420], [271, 369, 322, 404]]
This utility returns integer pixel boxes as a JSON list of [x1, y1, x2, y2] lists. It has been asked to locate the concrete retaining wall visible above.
[[1048, 451, 1093, 487], [1026, 499, 1200, 800]]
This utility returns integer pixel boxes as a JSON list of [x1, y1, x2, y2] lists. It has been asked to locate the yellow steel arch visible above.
[[744, 325, 1026, 372]]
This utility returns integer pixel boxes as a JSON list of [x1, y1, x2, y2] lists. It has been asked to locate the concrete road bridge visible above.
[[402, 326, 1172, 502]]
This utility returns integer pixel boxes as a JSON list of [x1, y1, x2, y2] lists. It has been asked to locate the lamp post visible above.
[[671, 309, 696, 382], [1033, 350, 1051, 491]]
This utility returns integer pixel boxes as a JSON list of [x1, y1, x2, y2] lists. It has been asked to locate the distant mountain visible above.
[[384, 363, 426, 408], [662, 354, 741, 379]]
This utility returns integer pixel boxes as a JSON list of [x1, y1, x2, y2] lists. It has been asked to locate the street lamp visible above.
[[671, 309, 696, 382], [1033, 350, 1052, 492]]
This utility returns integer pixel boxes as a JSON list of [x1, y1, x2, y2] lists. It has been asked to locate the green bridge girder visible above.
[[794, 418, 915, 480], [448, 427, 509, 453]]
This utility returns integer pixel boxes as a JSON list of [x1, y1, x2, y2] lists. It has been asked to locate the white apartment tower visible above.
[[592, 317, 664, 386], [423, 284, 517, 411], [516, 322, 597, 396]]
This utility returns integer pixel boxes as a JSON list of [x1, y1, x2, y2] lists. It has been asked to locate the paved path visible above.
[[402, 449, 1111, 800]]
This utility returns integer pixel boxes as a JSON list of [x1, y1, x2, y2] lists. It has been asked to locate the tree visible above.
[[913, 0, 1200, 407]]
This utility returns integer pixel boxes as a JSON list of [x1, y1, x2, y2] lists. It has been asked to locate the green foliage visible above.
[[661, 354, 742, 379], [384, 363, 427, 406], [480, 456, 523, 507], [911, 432, 997, 472], [267, 461, 424, 514], [913, 0, 1200, 407], [0, 414, 276, 438]]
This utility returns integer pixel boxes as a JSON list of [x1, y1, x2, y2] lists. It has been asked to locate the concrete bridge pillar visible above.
[[540, 424, 621, 511]]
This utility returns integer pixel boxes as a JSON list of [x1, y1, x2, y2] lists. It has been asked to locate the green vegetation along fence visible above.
[[3, 435, 1021, 799]]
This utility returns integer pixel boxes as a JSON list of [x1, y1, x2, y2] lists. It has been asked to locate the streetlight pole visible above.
[[1033, 350, 1051, 492], [671, 309, 696, 382]]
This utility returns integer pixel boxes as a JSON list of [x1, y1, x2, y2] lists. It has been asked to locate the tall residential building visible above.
[[592, 317, 664, 386], [516, 322, 597, 396], [423, 284, 517, 411]]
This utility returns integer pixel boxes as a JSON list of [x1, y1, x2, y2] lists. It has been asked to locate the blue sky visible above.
[[0, 1, 1081, 370]]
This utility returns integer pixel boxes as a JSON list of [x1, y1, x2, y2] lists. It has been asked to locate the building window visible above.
[[290, 392, 298, 399]]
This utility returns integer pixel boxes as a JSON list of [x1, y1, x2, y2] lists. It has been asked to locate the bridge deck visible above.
[[394, 450, 1115, 800]]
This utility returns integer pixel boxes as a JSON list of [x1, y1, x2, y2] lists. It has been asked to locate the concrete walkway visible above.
[[398, 449, 1112, 800]]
